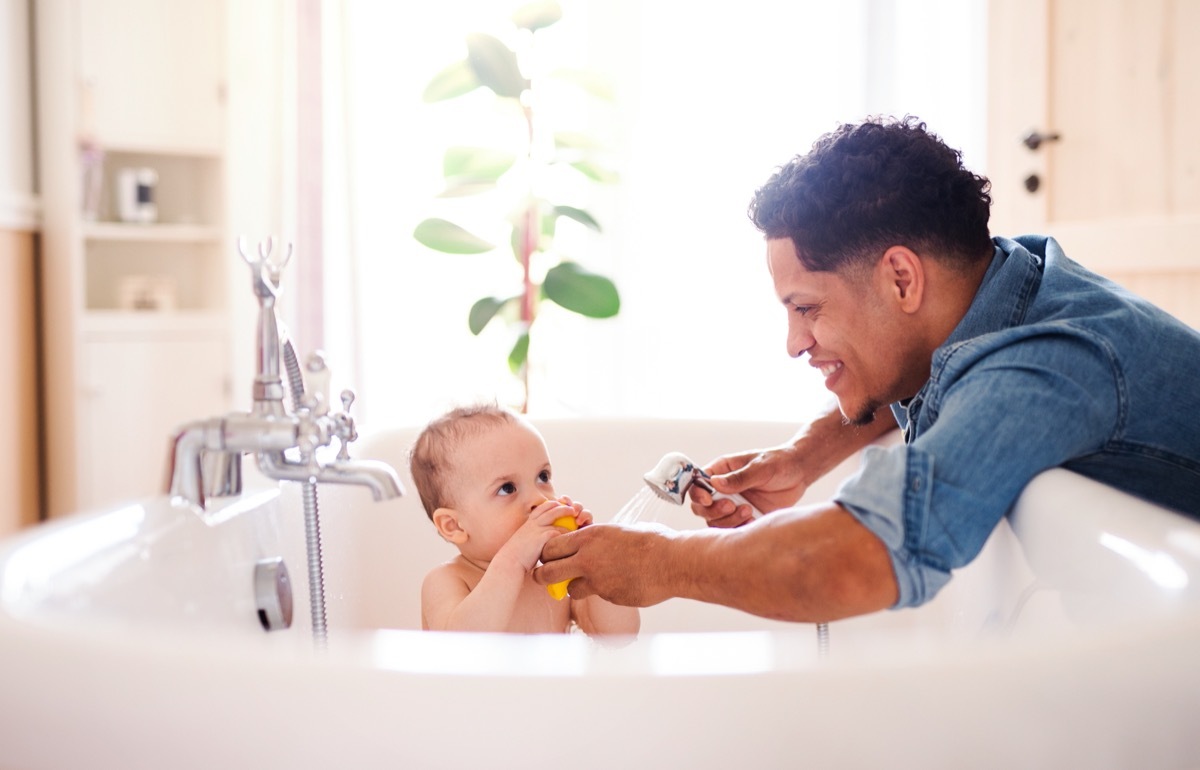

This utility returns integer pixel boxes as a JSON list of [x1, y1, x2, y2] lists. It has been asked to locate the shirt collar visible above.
[[941, 236, 1046, 349]]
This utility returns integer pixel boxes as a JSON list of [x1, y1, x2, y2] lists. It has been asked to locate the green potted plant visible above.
[[412, 0, 620, 412]]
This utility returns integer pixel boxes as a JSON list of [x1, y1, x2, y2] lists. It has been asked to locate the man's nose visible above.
[[788, 321, 814, 358]]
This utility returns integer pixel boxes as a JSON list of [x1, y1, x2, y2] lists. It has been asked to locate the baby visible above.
[[411, 404, 639, 637]]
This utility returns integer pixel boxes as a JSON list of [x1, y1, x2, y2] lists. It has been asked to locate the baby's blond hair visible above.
[[409, 403, 519, 520]]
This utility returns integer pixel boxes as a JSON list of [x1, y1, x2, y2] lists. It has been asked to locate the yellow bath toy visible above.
[[546, 515, 577, 600]]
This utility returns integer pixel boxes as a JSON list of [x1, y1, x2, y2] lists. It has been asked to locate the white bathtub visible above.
[[1, 418, 1198, 769]]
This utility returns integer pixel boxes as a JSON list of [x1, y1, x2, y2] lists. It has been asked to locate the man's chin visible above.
[[837, 399, 879, 427]]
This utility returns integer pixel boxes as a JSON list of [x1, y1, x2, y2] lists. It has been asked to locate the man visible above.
[[534, 116, 1200, 622]]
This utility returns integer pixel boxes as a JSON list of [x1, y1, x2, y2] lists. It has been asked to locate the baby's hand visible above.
[[497, 499, 580, 573], [553, 495, 593, 528]]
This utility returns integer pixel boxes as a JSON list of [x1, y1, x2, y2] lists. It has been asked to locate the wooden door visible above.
[[987, 0, 1200, 328]]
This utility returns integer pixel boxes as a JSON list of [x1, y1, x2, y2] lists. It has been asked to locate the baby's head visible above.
[[410, 404, 556, 558]]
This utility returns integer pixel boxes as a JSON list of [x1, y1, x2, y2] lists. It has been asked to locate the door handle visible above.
[[1021, 129, 1062, 151]]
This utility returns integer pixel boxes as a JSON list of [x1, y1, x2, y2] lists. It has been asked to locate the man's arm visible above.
[[535, 501, 898, 623]]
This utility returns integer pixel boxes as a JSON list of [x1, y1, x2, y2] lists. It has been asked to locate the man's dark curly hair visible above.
[[748, 115, 993, 274]]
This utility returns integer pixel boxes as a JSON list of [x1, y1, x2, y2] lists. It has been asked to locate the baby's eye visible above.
[[538, 469, 551, 484], [497, 481, 516, 496]]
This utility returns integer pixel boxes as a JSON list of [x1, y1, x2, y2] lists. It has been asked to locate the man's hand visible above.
[[689, 444, 809, 527], [534, 523, 676, 607], [689, 404, 899, 528]]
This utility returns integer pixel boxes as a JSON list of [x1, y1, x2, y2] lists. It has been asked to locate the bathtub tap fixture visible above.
[[165, 237, 404, 650], [166, 237, 404, 510]]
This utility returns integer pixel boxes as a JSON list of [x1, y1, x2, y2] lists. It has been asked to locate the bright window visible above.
[[330, 0, 985, 429]]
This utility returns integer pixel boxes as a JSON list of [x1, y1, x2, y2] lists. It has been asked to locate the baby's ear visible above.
[[432, 508, 467, 544]]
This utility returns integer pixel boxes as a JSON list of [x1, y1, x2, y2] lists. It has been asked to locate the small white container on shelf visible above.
[[116, 167, 158, 223]]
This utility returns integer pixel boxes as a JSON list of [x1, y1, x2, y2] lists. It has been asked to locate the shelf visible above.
[[81, 309, 229, 337], [98, 141, 223, 159], [84, 222, 223, 244]]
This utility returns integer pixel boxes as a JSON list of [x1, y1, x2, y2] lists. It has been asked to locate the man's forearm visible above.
[[665, 501, 898, 623], [789, 404, 898, 487]]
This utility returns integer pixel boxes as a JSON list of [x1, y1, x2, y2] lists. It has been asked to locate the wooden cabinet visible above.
[[80, 322, 229, 509], [36, 0, 233, 516], [77, 0, 225, 152]]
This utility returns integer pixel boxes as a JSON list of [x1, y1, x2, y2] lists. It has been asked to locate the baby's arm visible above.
[[573, 594, 641, 638], [421, 501, 571, 632]]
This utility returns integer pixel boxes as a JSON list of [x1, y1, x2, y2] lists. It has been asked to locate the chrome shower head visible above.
[[643, 451, 715, 506]]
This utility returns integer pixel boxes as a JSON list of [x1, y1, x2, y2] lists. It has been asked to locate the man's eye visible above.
[[793, 304, 814, 316], [498, 482, 516, 496]]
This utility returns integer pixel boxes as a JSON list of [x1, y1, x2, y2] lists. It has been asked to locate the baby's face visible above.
[[447, 420, 556, 559]]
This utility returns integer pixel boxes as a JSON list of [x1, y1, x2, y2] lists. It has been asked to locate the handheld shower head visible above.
[[643, 451, 762, 517], [643, 451, 715, 505]]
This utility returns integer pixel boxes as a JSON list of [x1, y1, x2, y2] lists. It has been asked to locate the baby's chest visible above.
[[506, 579, 572, 633]]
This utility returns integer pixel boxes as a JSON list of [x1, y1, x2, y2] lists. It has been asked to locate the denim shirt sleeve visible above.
[[833, 445, 948, 605], [834, 328, 1121, 608]]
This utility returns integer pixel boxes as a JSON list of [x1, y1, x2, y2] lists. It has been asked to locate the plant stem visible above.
[[519, 102, 537, 413]]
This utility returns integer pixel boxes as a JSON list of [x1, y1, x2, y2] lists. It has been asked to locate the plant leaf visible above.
[[422, 60, 480, 102], [554, 131, 603, 152], [512, 0, 562, 31], [551, 67, 615, 101], [438, 179, 499, 198], [413, 218, 495, 254], [443, 146, 516, 181], [466, 33, 528, 99], [568, 159, 620, 184], [553, 205, 601, 232], [540, 211, 557, 239], [469, 296, 515, 335], [542, 262, 620, 318], [508, 331, 530, 373]]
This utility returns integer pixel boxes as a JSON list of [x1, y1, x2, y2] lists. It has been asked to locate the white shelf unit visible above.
[[36, 0, 233, 517]]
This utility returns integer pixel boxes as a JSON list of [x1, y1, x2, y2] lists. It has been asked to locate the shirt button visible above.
[[911, 477, 922, 492]]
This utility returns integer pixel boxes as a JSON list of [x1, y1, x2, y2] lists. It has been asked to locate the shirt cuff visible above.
[[833, 444, 951, 608]]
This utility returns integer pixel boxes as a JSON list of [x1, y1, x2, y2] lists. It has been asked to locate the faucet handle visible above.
[[304, 352, 332, 416], [334, 388, 359, 461]]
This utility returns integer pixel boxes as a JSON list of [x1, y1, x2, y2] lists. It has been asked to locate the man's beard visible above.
[[841, 399, 882, 427]]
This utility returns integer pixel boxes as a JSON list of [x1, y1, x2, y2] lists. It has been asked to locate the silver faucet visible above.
[[166, 237, 404, 510]]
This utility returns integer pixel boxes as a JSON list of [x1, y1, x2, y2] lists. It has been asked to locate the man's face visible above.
[[766, 238, 921, 424]]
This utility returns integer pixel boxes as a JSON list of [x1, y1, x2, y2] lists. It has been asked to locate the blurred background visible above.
[[2, 0, 1195, 529]]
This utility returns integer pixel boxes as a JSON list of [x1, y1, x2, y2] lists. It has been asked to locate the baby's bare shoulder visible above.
[[422, 556, 477, 591]]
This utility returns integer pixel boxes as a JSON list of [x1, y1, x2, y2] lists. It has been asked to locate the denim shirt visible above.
[[834, 235, 1200, 608]]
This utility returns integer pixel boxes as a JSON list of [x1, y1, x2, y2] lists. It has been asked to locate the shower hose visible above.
[[283, 339, 328, 652]]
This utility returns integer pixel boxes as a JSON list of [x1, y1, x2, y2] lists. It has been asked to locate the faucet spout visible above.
[[255, 451, 405, 500], [166, 419, 219, 508], [317, 459, 405, 500]]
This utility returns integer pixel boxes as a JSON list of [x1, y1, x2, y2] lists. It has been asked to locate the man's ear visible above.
[[432, 507, 468, 544], [880, 245, 925, 313]]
